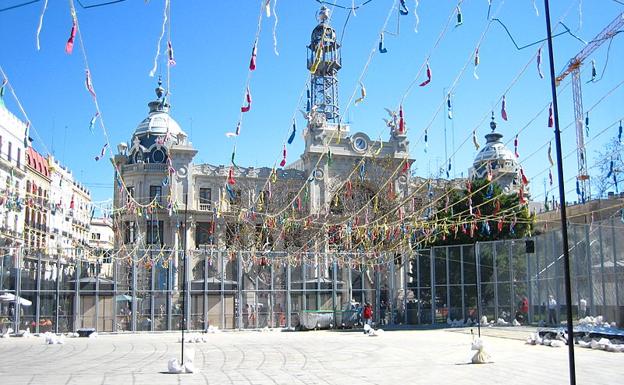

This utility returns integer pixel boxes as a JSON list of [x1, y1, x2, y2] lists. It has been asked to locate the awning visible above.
[[0, 292, 32, 306]]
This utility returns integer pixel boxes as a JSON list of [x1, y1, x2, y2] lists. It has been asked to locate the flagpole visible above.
[[543, 1, 576, 383]]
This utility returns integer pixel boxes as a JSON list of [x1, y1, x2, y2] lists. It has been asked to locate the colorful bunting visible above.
[[378, 33, 388, 54], [85, 70, 96, 99], [241, 87, 252, 113], [355, 82, 367, 105], [537, 47, 544, 79], [65, 10, 77, 55], [249, 41, 257, 71], [501, 95, 508, 121], [287, 120, 296, 144], [419, 61, 432, 87], [473, 47, 480, 79], [279, 144, 287, 167], [94, 143, 108, 161]]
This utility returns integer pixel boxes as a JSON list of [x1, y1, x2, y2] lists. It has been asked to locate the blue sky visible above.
[[1, 0, 623, 210]]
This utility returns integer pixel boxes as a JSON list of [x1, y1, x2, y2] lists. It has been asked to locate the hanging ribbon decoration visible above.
[[327, 148, 333, 166], [455, 5, 463, 27], [249, 40, 258, 71], [618, 120, 622, 143], [589, 59, 597, 82], [167, 41, 176, 66], [287, 120, 296, 144], [241, 87, 252, 113], [399, 0, 409, 15], [419, 61, 432, 87], [514, 134, 519, 158], [547, 141, 554, 166], [549, 168, 553, 186], [279, 144, 287, 167], [24, 121, 30, 148], [473, 47, 480, 80], [424, 129, 428, 153], [537, 47, 544, 79], [585, 112, 589, 137], [228, 167, 236, 185], [85, 70, 96, 99], [231, 145, 238, 167], [94, 143, 108, 161], [472, 129, 480, 150], [402, 160, 410, 174], [447, 93, 453, 119], [520, 167, 529, 185], [354, 82, 367, 105], [359, 162, 366, 181], [533, 0, 539, 16], [65, 8, 77, 54], [36, 0, 49, 51], [576, 179, 582, 197], [265, 0, 271, 17], [149, 0, 170, 77], [378, 33, 388, 54], [226, 122, 241, 138], [88, 112, 100, 133], [272, 0, 279, 56], [414, 0, 420, 33], [501, 95, 508, 121], [548, 102, 554, 127], [398, 105, 405, 134], [607, 159, 614, 178], [446, 160, 452, 178]]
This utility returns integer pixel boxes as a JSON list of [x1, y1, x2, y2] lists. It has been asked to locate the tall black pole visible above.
[[181, 193, 188, 365], [474, 242, 481, 338], [543, 1, 576, 384]]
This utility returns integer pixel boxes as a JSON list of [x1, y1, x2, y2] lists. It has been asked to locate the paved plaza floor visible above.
[[0, 327, 621, 385]]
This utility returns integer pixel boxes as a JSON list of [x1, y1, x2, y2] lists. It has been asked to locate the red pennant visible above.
[[497, 218, 504, 232], [402, 160, 410, 173], [228, 167, 236, 185], [398, 105, 405, 134], [249, 41, 257, 71], [241, 88, 252, 112], [520, 167, 529, 185], [65, 18, 77, 54], [419, 61, 432, 87], [501, 95, 508, 121]]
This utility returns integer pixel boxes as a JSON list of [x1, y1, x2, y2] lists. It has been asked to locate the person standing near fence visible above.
[[548, 295, 558, 326], [363, 302, 373, 326], [579, 298, 587, 319]]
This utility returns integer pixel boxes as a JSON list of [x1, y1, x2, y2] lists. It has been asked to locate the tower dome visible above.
[[132, 79, 185, 139]]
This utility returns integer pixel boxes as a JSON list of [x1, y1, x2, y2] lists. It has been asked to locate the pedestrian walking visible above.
[[548, 295, 557, 326]]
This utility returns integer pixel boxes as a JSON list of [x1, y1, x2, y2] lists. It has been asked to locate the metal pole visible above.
[[475, 242, 481, 338], [181, 194, 188, 366], [544, 1, 576, 382]]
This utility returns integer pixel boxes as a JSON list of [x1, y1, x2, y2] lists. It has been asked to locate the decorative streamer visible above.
[[272, 0, 279, 56], [446, 160, 452, 178], [399, 0, 409, 15], [249, 40, 258, 71], [65, 9, 77, 55], [501, 95, 508, 121], [473, 47, 480, 80], [231, 146, 237, 167], [94, 143, 108, 161], [85, 70, 96, 99], [414, 0, 420, 33], [149, 0, 170, 77], [226, 122, 241, 138], [585, 112, 589, 137], [226, 183, 236, 200], [24, 121, 30, 148], [327, 148, 333, 166], [419, 61, 432, 87], [618, 120, 622, 143], [398, 105, 405, 134], [455, 5, 463, 27], [447, 93, 453, 119], [265, 0, 271, 17], [537, 47, 544, 79], [402, 160, 410, 174], [576, 180, 582, 197], [548, 102, 554, 127], [354, 82, 367, 105], [279, 144, 287, 167], [306, 87, 311, 111], [241, 88, 252, 113], [514, 134, 519, 158], [36, 0, 49, 51], [549, 168, 553, 186], [167, 41, 176, 66], [287, 120, 296, 144], [424, 129, 428, 153], [228, 167, 236, 185], [88, 112, 100, 132], [520, 167, 529, 185], [533, 0, 539, 16], [589, 59, 596, 82], [578, 0, 583, 31], [547, 141, 554, 166], [359, 162, 366, 181], [607, 159, 614, 178], [378, 33, 388, 53], [472, 129, 480, 150]]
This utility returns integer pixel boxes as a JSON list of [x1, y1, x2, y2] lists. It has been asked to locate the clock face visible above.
[[354, 137, 368, 152]]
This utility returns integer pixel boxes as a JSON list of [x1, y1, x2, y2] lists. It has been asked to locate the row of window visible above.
[[0, 135, 22, 167]]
